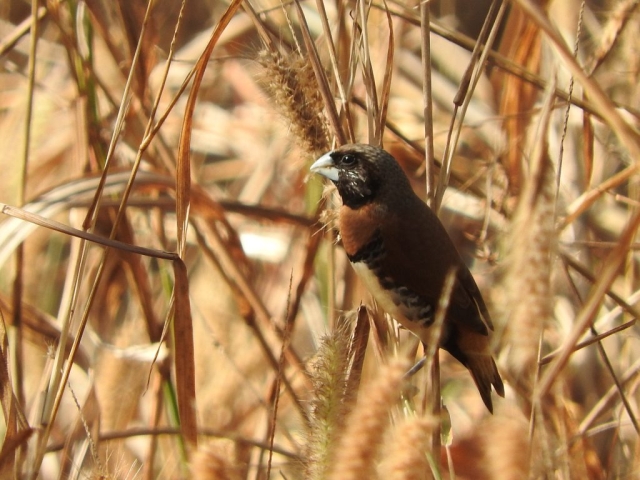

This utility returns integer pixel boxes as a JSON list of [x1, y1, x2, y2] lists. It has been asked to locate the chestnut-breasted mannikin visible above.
[[311, 144, 504, 412]]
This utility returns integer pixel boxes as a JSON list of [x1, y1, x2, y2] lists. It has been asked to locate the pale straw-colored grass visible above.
[[0, 0, 638, 478]]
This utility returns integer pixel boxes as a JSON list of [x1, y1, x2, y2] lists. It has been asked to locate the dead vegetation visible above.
[[0, 0, 639, 478]]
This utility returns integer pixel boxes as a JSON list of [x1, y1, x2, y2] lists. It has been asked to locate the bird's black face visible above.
[[310, 146, 383, 209], [330, 151, 380, 208]]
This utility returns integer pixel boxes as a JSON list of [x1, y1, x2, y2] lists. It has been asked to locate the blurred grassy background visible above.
[[0, 0, 639, 478]]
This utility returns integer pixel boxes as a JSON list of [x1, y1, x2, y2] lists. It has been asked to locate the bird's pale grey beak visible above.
[[310, 152, 339, 182]]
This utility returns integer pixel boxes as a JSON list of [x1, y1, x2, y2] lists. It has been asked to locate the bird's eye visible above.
[[341, 154, 357, 167]]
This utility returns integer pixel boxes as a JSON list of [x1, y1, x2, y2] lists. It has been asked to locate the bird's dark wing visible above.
[[376, 197, 490, 336], [456, 265, 494, 331]]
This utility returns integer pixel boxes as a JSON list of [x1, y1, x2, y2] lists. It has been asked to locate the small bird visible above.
[[310, 144, 504, 412]]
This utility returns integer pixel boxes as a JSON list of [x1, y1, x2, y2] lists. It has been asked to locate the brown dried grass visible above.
[[0, 0, 638, 478]]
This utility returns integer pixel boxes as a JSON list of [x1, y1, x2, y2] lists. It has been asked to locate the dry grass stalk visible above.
[[191, 440, 243, 480], [327, 359, 409, 480], [481, 408, 530, 480], [379, 416, 437, 480], [1, 0, 640, 477], [94, 329, 148, 474], [302, 321, 353, 480], [502, 86, 556, 398], [256, 49, 330, 156], [492, 4, 543, 194]]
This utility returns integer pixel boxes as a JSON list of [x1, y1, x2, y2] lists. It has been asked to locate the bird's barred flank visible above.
[[346, 228, 385, 266], [348, 228, 436, 327]]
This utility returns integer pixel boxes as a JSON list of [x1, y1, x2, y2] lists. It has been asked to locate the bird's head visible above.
[[310, 144, 412, 209]]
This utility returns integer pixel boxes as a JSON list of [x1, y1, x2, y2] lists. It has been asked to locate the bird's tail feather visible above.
[[467, 354, 504, 414]]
